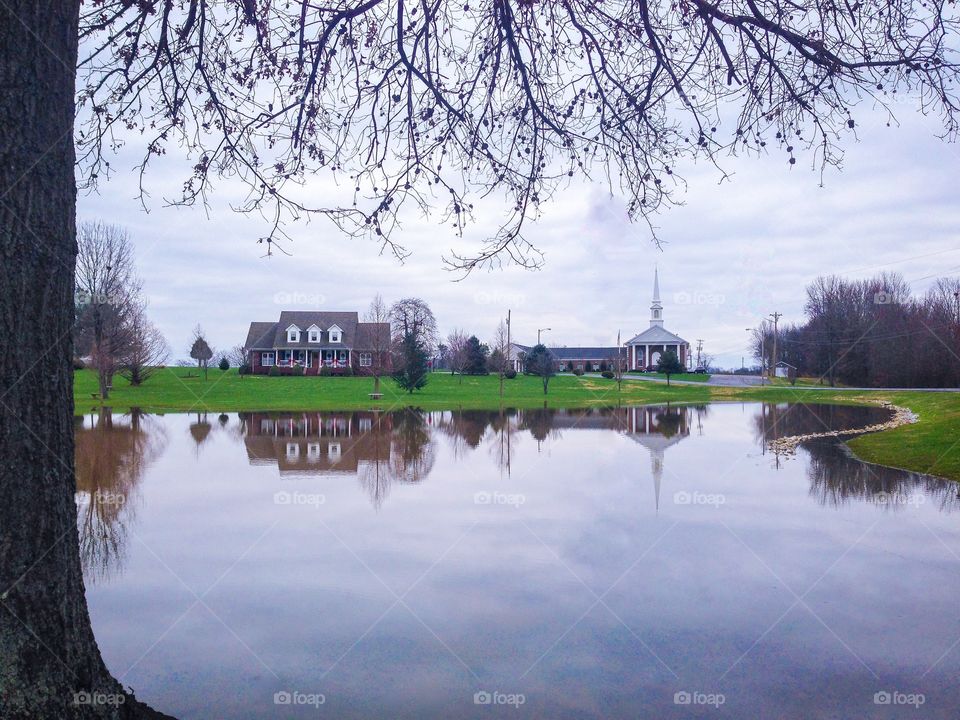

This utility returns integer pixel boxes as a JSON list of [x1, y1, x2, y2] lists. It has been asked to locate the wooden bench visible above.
[[368, 393, 384, 400]]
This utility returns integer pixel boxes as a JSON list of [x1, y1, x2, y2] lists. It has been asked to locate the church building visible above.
[[625, 269, 691, 370]]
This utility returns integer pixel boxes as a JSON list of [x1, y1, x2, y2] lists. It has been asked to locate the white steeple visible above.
[[650, 267, 664, 328]]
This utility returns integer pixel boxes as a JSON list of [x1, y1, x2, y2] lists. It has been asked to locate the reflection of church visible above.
[[241, 412, 391, 475], [622, 406, 693, 510]]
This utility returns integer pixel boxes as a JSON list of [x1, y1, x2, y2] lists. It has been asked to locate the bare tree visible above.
[[118, 302, 169, 386], [611, 333, 628, 393], [227, 344, 248, 368], [75, 221, 141, 399], [446, 329, 470, 383], [490, 320, 510, 400], [390, 298, 438, 354], [74, 2, 960, 273], [364, 294, 393, 395]]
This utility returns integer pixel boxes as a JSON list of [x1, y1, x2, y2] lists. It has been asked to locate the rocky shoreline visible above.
[[768, 402, 919, 455]]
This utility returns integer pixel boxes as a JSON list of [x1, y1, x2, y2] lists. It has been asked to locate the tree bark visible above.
[[0, 2, 172, 717]]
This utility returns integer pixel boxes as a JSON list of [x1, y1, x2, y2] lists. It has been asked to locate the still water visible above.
[[76, 403, 960, 719]]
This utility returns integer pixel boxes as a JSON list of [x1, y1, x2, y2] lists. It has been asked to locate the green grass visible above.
[[74, 367, 715, 413], [74, 369, 960, 481], [625, 372, 711, 383]]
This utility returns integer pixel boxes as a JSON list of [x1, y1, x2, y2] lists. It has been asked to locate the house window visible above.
[[261, 352, 275, 367], [287, 326, 300, 343], [558, 363, 566, 371], [592, 363, 600, 371], [294, 350, 307, 366], [329, 442, 341, 460], [359, 352, 372, 367], [285, 443, 300, 460], [359, 417, 372, 432], [307, 443, 321, 461], [329, 327, 342, 343], [279, 350, 293, 366], [308, 327, 321, 343]]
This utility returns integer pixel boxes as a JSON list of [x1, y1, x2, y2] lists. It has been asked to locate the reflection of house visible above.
[[625, 269, 691, 370], [241, 412, 391, 475]]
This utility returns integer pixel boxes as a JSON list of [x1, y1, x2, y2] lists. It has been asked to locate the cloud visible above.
[[78, 109, 960, 368]]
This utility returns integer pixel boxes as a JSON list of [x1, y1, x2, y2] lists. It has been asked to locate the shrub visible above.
[[291, 365, 305, 376], [319, 366, 333, 377], [601, 370, 615, 379], [268, 366, 281, 377], [218, 357, 230, 372], [572, 367, 585, 376], [341, 367, 354, 376], [505, 369, 517, 379], [238, 363, 252, 376]]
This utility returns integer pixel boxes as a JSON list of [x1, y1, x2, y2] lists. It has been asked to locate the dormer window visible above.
[[307, 324, 321, 343], [328, 324, 342, 343], [286, 324, 301, 343]]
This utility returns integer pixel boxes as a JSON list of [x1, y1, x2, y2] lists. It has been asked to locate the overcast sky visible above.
[[77, 104, 960, 369]]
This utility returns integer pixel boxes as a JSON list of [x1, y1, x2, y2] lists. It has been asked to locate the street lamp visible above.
[[537, 327, 551, 344]]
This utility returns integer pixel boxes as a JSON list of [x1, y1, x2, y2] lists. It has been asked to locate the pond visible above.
[[76, 403, 960, 719]]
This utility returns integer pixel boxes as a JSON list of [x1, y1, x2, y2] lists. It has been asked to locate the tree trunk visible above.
[[0, 3, 172, 717]]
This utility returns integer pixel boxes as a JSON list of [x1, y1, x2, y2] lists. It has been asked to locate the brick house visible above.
[[244, 311, 390, 375]]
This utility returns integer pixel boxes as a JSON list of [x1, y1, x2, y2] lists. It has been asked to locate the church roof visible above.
[[625, 325, 688, 345]]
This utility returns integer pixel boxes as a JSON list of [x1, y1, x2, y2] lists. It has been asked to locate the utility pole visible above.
[[768, 311, 782, 379], [506, 309, 512, 370], [695, 339, 703, 369]]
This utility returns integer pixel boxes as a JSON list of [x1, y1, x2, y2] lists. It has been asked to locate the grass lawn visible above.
[[625, 372, 711, 383], [73, 368, 960, 481]]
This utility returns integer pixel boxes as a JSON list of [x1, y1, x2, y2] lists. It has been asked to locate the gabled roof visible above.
[[273, 311, 359, 348], [245, 322, 277, 349], [626, 326, 688, 345], [245, 313, 390, 351], [355, 322, 390, 349], [548, 347, 620, 361]]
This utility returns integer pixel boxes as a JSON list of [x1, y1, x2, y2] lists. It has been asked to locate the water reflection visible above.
[[76, 402, 960, 719], [75, 409, 168, 582]]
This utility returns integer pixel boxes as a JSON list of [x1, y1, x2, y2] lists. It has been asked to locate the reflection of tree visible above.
[[805, 439, 960, 511], [434, 409, 493, 457], [75, 409, 168, 582], [519, 408, 557, 443], [750, 403, 892, 445], [189, 412, 213, 450], [389, 409, 435, 485]]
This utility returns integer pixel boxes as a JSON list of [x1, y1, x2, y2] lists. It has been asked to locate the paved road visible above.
[[608, 373, 960, 392]]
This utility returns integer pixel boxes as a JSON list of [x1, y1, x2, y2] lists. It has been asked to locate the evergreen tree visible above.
[[393, 332, 429, 393], [526, 344, 556, 395], [657, 350, 684, 386], [464, 335, 489, 375]]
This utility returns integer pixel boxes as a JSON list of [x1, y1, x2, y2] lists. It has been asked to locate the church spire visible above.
[[650, 267, 664, 328]]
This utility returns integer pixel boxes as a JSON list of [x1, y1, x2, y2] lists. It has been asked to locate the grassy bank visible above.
[[73, 369, 960, 481]]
